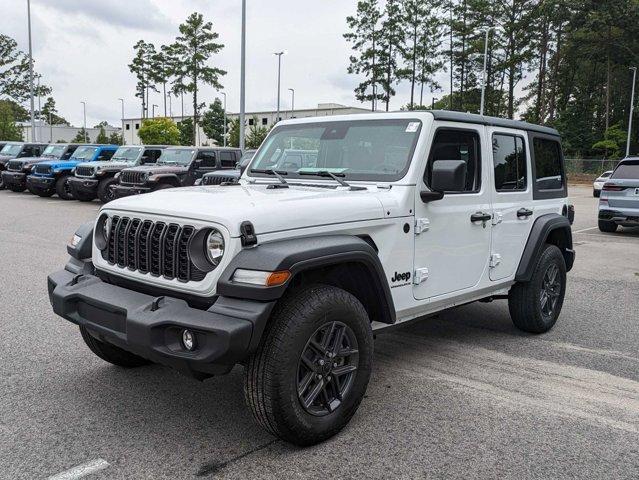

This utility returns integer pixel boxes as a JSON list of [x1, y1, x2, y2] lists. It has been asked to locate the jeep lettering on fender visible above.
[[47, 111, 574, 446]]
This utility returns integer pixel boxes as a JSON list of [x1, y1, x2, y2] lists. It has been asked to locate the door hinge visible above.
[[413, 268, 429, 284], [492, 211, 503, 225], [489, 253, 502, 268], [415, 218, 430, 234]]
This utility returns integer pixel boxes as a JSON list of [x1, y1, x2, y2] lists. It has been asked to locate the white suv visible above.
[[48, 111, 575, 446]]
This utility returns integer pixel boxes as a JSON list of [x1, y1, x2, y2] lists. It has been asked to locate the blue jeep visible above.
[[26, 145, 118, 199]]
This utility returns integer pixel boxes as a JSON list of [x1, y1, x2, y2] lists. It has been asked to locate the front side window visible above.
[[250, 119, 422, 182], [611, 160, 639, 179], [425, 129, 481, 192], [493, 134, 527, 191], [533, 138, 563, 190], [111, 147, 142, 162]]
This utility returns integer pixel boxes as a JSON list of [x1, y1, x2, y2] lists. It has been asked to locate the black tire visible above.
[[508, 244, 567, 334], [598, 219, 618, 233], [79, 326, 151, 368], [97, 177, 118, 203], [244, 284, 373, 446], [9, 184, 26, 193], [55, 175, 74, 200]]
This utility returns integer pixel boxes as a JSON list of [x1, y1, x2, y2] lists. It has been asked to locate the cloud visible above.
[[37, 0, 172, 31]]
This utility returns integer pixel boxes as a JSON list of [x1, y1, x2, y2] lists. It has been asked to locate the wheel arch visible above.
[[153, 174, 180, 187], [515, 213, 574, 282], [217, 235, 396, 325]]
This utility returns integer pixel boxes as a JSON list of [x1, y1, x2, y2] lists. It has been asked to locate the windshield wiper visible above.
[[250, 169, 289, 187], [298, 170, 366, 191]]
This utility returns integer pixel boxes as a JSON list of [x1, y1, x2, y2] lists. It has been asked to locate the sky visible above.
[[0, 0, 445, 128]]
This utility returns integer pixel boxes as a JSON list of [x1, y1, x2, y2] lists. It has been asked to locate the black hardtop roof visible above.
[[430, 110, 560, 136]]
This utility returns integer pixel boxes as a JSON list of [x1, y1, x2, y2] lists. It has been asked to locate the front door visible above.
[[413, 125, 492, 300]]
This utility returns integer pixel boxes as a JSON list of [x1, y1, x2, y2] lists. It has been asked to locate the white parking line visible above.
[[573, 226, 598, 233], [47, 459, 109, 480]]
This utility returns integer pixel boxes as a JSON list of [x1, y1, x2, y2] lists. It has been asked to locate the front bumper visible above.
[[1, 171, 27, 189], [48, 267, 275, 378], [68, 177, 99, 196], [27, 175, 55, 191], [112, 184, 152, 199], [599, 208, 639, 226]]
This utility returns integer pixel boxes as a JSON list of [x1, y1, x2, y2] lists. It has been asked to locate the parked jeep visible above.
[[48, 112, 575, 446], [199, 149, 256, 186], [0, 142, 48, 189], [68, 145, 166, 203], [2, 143, 80, 192], [26, 145, 118, 199], [111, 146, 242, 198]]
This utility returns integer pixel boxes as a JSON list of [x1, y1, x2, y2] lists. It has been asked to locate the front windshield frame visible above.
[[111, 146, 142, 162], [42, 145, 67, 158], [247, 119, 423, 182], [157, 148, 195, 165], [71, 146, 99, 160], [1, 144, 24, 156]]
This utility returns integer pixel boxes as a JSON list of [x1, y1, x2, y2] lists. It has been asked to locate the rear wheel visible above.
[[97, 177, 118, 203], [55, 175, 74, 200], [80, 326, 151, 368], [508, 244, 567, 334], [598, 219, 618, 233], [244, 285, 373, 446]]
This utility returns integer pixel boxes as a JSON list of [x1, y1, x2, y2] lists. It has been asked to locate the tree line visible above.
[[344, 0, 639, 158]]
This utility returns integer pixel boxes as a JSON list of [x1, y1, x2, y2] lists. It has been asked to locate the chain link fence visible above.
[[565, 158, 620, 183]]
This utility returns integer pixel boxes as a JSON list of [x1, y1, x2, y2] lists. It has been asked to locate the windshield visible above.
[[249, 119, 422, 181], [1, 144, 23, 156], [42, 145, 66, 158], [158, 149, 194, 165], [71, 146, 98, 160], [111, 147, 142, 162], [612, 161, 639, 180]]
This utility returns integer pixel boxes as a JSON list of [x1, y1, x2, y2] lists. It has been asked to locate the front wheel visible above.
[[244, 285, 373, 446], [55, 175, 74, 200], [593, 189, 600, 198], [598, 219, 618, 233], [508, 244, 567, 333], [97, 177, 118, 203]]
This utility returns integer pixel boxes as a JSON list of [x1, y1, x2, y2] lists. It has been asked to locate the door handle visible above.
[[517, 208, 533, 218], [470, 212, 492, 223]]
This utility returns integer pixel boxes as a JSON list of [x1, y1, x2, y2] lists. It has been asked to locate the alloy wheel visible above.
[[540, 263, 561, 317]]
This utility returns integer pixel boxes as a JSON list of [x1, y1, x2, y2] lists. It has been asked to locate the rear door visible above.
[[488, 128, 535, 281], [193, 150, 218, 179]]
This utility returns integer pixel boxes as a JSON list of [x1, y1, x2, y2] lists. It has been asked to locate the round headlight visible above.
[[142, 172, 150, 182], [206, 229, 225, 266], [95, 214, 111, 250]]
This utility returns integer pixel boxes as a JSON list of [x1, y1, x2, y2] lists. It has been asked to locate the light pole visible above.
[[239, 0, 246, 151], [152, 104, 158, 118], [219, 92, 227, 147], [27, 0, 36, 141], [288, 88, 295, 118], [36, 74, 42, 119], [480, 28, 491, 116], [627, 67, 637, 158], [80, 101, 87, 143], [118, 98, 125, 145], [274, 51, 285, 124], [49, 112, 52, 142]]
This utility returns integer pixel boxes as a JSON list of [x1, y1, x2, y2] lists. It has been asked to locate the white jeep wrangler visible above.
[[48, 111, 575, 446]]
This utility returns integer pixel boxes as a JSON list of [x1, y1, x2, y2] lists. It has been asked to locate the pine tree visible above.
[[377, 0, 405, 111], [96, 126, 110, 144], [168, 12, 226, 145], [344, 0, 384, 110], [202, 98, 227, 146], [72, 128, 89, 143], [129, 40, 158, 119], [41, 97, 69, 125]]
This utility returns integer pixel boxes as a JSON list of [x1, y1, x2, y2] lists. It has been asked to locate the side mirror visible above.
[[420, 160, 467, 203], [140, 156, 150, 164]]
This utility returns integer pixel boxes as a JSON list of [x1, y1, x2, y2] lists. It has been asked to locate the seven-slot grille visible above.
[[102, 216, 206, 282], [76, 165, 95, 177], [203, 174, 237, 186], [7, 160, 24, 171], [120, 170, 145, 184], [33, 164, 52, 175]]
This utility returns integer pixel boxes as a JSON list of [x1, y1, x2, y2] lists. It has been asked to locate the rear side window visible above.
[[533, 138, 563, 190], [198, 151, 217, 167], [612, 161, 639, 179], [493, 134, 526, 191], [426, 129, 481, 192], [220, 151, 236, 168]]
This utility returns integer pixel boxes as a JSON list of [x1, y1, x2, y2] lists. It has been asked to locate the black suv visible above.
[[0, 142, 48, 189], [112, 146, 242, 199], [200, 149, 256, 185]]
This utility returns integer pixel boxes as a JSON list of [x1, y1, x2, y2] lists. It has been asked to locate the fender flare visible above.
[[515, 213, 574, 282], [151, 173, 181, 186], [217, 235, 396, 323]]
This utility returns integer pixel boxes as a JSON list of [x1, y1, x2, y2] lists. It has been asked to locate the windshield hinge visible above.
[[489, 253, 502, 268], [413, 268, 429, 284], [415, 218, 430, 234]]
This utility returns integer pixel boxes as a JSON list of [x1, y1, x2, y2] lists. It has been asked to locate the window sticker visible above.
[[406, 122, 420, 133]]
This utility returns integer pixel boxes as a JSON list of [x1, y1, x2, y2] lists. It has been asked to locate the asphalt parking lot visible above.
[[1, 185, 638, 480]]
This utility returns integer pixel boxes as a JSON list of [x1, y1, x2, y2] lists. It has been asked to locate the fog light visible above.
[[182, 329, 196, 351]]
